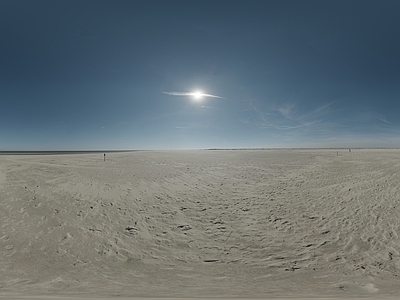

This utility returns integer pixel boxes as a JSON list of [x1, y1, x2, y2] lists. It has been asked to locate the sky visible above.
[[1, 0, 400, 150]]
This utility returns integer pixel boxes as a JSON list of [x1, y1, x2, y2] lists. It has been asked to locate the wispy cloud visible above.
[[372, 113, 392, 124], [163, 92, 225, 99], [198, 105, 215, 109], [299, 101, 335, 121], [244, 100, 334, 131], [260, 120, 322, 130], [277, 103, 296, 119], [244, 97, 400, 148]]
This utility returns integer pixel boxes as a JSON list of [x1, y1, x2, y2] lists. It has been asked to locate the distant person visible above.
[[104, 153, 106, 161]]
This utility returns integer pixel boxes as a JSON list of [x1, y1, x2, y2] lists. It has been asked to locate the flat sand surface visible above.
[[1, 149, 400, 299]]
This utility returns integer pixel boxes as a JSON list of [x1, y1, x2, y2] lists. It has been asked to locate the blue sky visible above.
[[1, 0, 400, 150]]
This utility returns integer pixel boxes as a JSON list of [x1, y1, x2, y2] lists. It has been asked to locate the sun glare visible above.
[[192, 91, 203, 101]]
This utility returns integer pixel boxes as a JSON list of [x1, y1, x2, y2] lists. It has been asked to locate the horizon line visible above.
[[1, 147, 399, 155]]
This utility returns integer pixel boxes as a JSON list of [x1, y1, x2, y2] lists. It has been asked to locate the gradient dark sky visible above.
[[1, 0, 400, 150]]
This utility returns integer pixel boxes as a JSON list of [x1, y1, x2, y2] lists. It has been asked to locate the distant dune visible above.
[[1, 149, 400, 299]]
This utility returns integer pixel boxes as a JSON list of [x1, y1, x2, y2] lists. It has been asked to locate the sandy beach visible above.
[[1, 149, 400, 299]]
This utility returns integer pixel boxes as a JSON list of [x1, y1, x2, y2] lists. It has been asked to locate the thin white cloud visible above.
[[372, 114, 392, 124], [277, 103, 296, 119], [245, 99, 332, 131], [163, 92, 225, 99], [267, 120, 321, 130], [198, 105, 215, 109], [300, 101, 335, 120]]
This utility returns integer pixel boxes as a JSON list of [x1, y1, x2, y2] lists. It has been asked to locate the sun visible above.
[[192, 91, 203, 101]]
